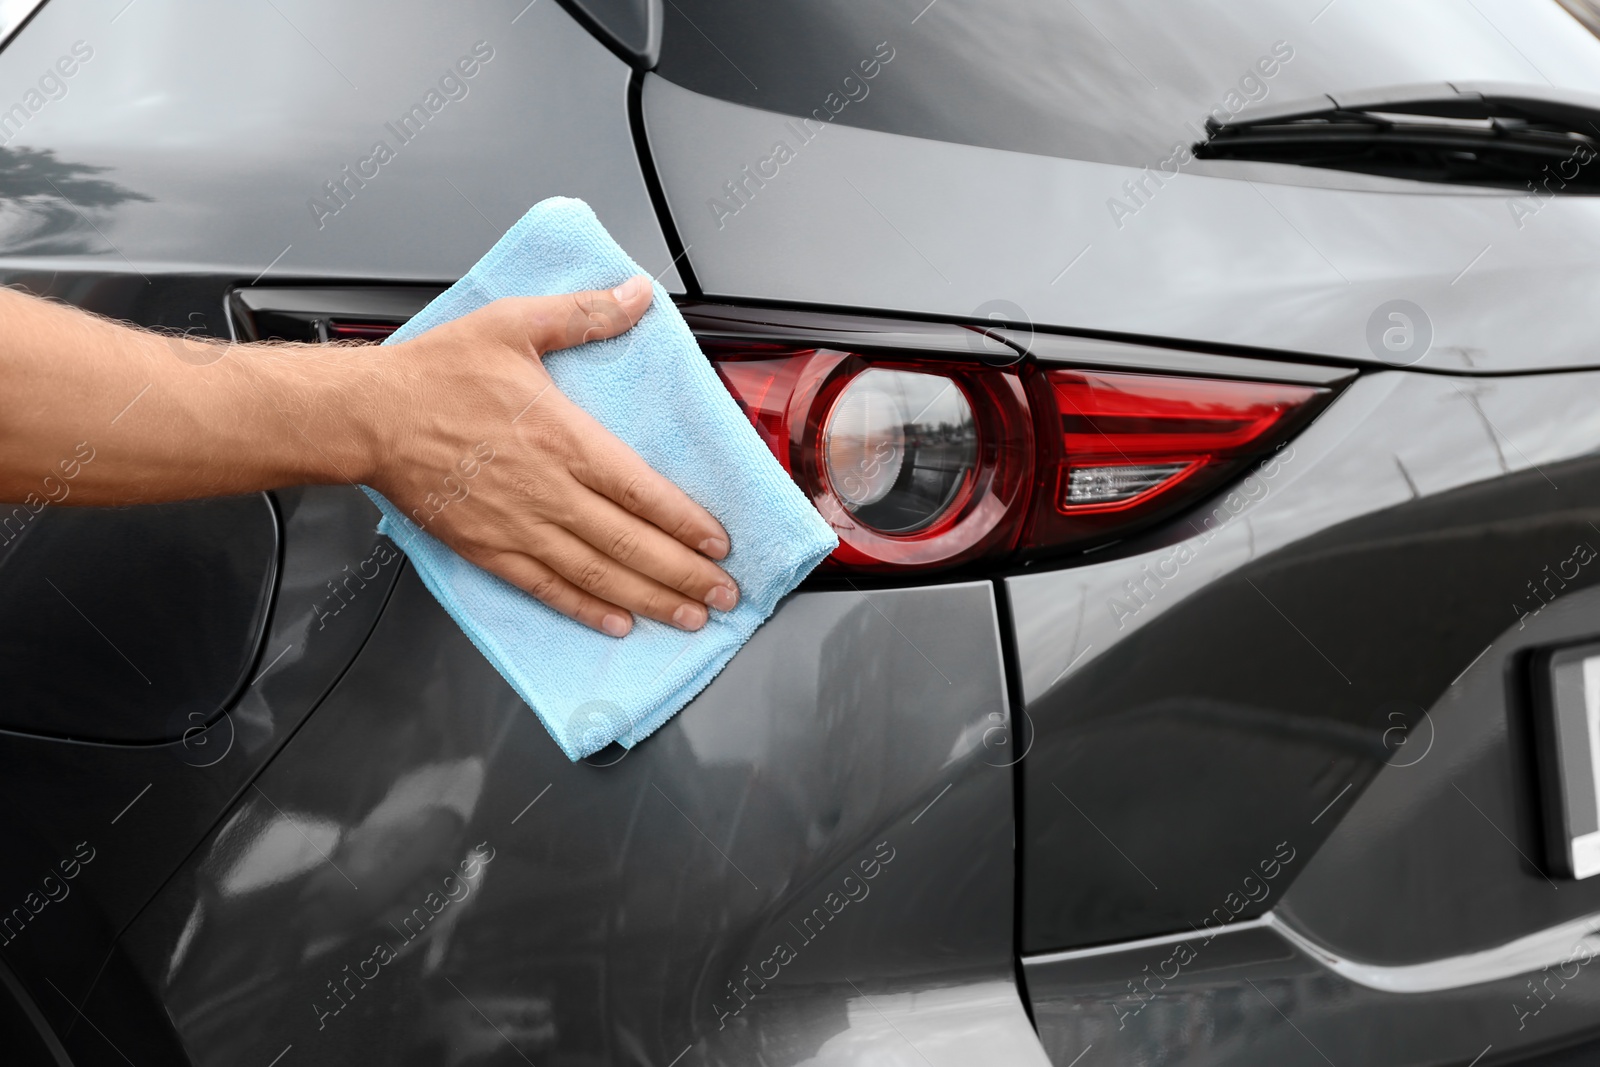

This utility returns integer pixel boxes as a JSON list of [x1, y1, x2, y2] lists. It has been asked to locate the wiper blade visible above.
[[1193, 81, 1600, 191]]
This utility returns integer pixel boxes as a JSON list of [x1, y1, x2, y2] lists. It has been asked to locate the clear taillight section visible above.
[[823, 369, 973, 527], [710, 344, 1328, 572], [711, 347, 1033, 571]]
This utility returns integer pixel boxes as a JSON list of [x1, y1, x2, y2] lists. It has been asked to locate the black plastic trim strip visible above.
[[682, 300, 1352, 386], [229, 287, 443, 335], [992, 577, 1038, 1031], [630, 71, 700, 295], [678, 290, 1591, 380]]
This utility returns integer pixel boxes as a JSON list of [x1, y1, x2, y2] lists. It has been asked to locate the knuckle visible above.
[[669, 514, 701, 543], [618, 473, 652, 514], [518, 420, 570, 464], [504, 471, 537, 499], [565, 294, 595, 332], [566, 292, 620, 342], [675, 562, 704, 595], [607, 525, 641, 565], [505, 472, 549, 511], [528, 422, 564, 457], [525, 568, 564, 606], [642, 589, 679, 621], [573, 555, 611, 592], [521, 519, 563, 552]]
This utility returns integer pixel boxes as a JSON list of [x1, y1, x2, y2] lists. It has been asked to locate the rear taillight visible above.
[[1022, 370, 1323, 554], [712, 347, 1032, 570], [707, 339, 1329, 573]]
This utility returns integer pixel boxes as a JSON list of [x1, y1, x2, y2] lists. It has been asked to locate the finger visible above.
[[533, 520, 715, 631], [561, 487, 738, 613], [572, 418, 732, 561], [478, 550, 634, 638], [506, 275, 654, 356]]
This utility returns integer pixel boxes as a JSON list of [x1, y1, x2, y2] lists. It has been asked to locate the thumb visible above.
[[518, 274, 653, 356]]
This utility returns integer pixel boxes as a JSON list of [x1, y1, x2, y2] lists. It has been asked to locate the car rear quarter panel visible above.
[[115, 575, 1044, 1066]]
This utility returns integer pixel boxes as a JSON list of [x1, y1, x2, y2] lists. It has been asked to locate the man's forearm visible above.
[[0, 288, 380, 506], [0, 280, 745, 636]]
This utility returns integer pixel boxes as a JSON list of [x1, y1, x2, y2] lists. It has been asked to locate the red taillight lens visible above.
[[327, 321, 400, 342], [712, 346, 1032, 571], [1022, 370, 1324, 552], [706, 339, 1330, 573]]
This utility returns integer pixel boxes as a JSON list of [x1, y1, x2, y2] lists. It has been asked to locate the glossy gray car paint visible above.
[[641, 75, 1600, 374], [1278, 579, 1600, 965], [1009, 370, 1600, 1059], [116, 572, 1044, 1066], [1022, 580, 1600, 1065], [0, 486, 399, 1055], [1012, 368, 1600, 938], [1008, 369, 1600, 706], [0, 0, 682, 290]]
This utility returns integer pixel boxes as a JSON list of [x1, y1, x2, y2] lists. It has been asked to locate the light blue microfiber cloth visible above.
[[363, 197, 837, 760]]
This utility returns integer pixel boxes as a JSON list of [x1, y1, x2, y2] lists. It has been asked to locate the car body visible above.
[[6, 0, 1600, 1064]]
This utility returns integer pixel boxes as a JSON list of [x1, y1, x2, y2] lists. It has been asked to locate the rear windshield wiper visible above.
[[1193, 81, 1600, 191]]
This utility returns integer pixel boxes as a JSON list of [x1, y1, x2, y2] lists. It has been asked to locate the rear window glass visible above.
[[657, 0, 1600, 167]]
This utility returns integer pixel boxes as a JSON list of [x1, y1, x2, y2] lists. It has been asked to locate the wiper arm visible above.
[[1193, 81, 1600, 191]]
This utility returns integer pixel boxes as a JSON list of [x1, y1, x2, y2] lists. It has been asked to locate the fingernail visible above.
[[704, 584, 738, 612], [672, 604, 706, 630], [698, 536, 729, 559], [601, 613, 631, 638], [611, 275, 649, 303]]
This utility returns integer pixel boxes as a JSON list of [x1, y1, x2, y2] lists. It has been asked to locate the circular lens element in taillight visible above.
[[790, 360, 1033, 572], [708, 343, 1034, 572], [822, 369, 977, 533]]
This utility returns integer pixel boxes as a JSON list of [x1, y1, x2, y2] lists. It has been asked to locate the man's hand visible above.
[[370, 277, 737, 637], [0, 278, 737, 638]]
